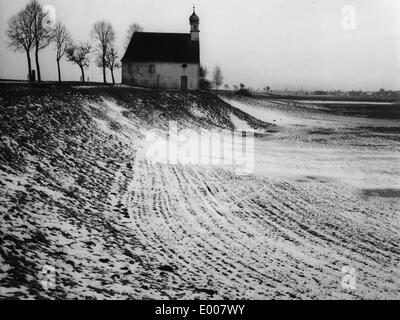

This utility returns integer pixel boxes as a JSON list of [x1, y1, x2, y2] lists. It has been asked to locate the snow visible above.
[[224, 98, 302, 126], [230, 114, 252, 131], [190, 103, 207, 118], [222, 96, 400, 189], [293, 100, 393, 105], [1, 85, 399, 300]]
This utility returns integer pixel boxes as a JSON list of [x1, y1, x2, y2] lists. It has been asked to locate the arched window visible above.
[[149, 64, 155, 73]]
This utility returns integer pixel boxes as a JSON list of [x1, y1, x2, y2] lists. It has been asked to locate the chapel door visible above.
[[181, 76, 188, 91]]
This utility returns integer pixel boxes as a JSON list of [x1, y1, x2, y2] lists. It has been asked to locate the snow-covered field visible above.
[[0, 85, 399, 299]]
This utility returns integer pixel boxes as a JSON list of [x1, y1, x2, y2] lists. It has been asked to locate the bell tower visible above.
[[189, 6, 200, 41]]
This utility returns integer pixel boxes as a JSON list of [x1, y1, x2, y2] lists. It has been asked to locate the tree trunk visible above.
[[111, 68, 115, 85], [35, 44, 41, 82], [26, 50, 32, 81], [57, 59, 61, 82], [80, 66, 85, 83], [102, 45, 106, 83]]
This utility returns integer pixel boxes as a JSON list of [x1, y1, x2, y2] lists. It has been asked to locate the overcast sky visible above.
[[0, 0, 399, 91]]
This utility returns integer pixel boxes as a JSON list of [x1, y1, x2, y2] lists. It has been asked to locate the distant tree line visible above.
[[199, 65, 257, 95], [200, 65, 226, 91], [6, 0, 142, 83]]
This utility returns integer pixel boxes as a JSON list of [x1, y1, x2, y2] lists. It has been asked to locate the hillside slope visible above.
[[0, 85, 272, 299], [0, 85, 398, 300]]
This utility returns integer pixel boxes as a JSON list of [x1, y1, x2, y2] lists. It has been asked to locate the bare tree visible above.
[[106, 48, 120, 85], [53, 22, 72, 82], [212, 65, 223, 89], [125, 22, 143, 49], [96, 46, 120, 84], [6, 9, 35, 80], [26, 0, 53, 82], [199, 65, 212, 90], [91, 21, 116, 83], [66, 42, 91, 83]]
